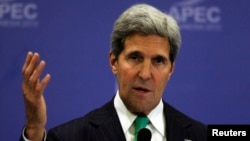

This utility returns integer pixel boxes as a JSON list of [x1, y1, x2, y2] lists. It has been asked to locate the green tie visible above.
[[134, 116, 149, 141]]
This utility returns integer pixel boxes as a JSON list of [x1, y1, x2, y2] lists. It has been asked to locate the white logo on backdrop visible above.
[[0, 0, 39, 28], [168, 0, 222, 31]]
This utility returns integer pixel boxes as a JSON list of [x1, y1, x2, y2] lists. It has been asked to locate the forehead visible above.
[[123, 33, 170, 57]]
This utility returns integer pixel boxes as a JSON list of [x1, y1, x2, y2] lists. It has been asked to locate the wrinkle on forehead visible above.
[[124, 33, 170, 58]]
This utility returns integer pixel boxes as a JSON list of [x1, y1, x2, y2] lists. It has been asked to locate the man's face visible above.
[[110, 33, 174, 115]]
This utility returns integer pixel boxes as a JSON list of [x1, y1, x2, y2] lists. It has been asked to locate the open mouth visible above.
[[134, 87, 150, 93]]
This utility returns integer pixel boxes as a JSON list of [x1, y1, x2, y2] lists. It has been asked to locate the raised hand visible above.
[[22, 52, 51, 140]]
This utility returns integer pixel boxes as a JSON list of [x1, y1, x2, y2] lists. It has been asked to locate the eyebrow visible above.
[[126, 50, 168, 60], [127, 51, 141, 56]]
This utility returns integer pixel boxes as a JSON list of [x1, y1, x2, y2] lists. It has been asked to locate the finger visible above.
[[22, 52, 33, 73], [29, 60, 46, 85], [36, 74, 51, 93], [23, 53, 40, 79]]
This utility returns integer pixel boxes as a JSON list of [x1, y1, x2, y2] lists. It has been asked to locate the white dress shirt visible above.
[[114, 90, 166, 141]]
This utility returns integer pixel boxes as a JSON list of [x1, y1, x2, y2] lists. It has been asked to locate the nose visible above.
[[138, 61, 152, 80]]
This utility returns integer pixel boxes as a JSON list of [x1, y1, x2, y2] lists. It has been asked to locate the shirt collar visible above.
[[147, 98, 165, 136], [114, 90, 165, 136], [114, 91, 136, 135]]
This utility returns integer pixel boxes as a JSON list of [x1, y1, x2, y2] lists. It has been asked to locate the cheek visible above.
[[154, 72, 171, 93], [119, 63, 138, 79], [117, 66, 136, 88]]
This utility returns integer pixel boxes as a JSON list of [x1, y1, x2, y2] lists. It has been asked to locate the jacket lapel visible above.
[[87, 99, 126, 141], [164, 101, 192, 141]]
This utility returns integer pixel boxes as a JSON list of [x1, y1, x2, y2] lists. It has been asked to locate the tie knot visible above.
[[134, 116, 149, 133]]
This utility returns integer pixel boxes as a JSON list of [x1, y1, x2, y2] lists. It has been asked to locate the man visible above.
[[21, 3, 207, 141]]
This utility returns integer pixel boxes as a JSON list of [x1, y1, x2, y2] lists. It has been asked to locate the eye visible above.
[[127, 52, 142, 62], [129, 54, 139, 60], [153, 56, 166, 65]]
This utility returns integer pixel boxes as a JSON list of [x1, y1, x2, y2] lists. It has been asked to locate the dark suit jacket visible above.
[[21, 99, 207, 141]]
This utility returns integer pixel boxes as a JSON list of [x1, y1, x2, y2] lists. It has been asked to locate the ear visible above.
[[168, 62, 175, 79], [109, 52, 118, 75]]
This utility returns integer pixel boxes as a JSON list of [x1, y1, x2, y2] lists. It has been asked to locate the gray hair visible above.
[[110, 3, 181, 63]]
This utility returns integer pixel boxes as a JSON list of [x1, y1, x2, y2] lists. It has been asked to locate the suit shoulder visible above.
[[163, 101, 207, 130], [47, 100, 115, 140]]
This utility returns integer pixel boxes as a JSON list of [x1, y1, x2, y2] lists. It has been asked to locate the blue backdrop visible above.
[[1, 0, 250, 140]]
